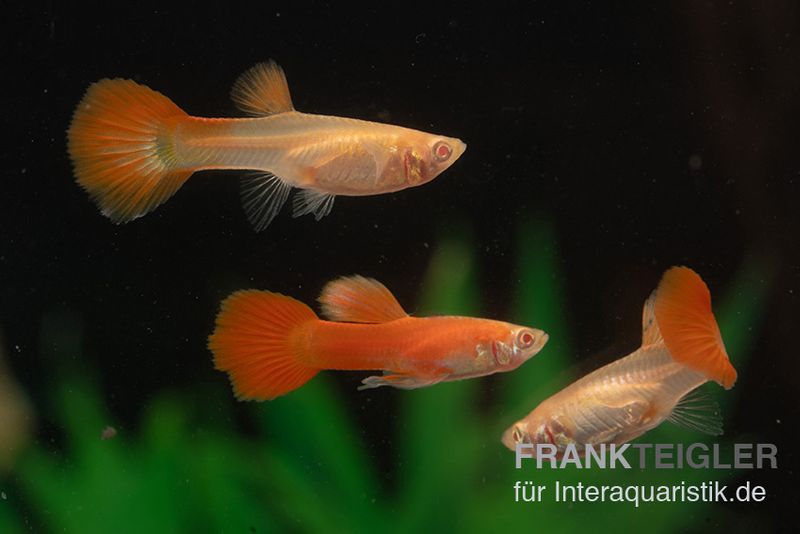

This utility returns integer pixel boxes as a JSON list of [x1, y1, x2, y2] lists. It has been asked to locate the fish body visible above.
[[67, 61, 465, 230], [173, 112, 455, 196], [503, 266, 736, 453], [512, 346, 707, 450], [209, 275, 548, 400]]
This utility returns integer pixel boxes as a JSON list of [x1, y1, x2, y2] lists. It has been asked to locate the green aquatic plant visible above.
[[0, 218, 772, 533]]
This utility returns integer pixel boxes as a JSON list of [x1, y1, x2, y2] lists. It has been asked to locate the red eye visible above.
[[517, 330, 535, 348], [433, 141, 452, 161]]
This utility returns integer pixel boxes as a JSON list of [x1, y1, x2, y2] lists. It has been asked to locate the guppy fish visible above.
[[67, 61, 466, 230], [502, 266, 736, 453], [208, 275, 548, 400]]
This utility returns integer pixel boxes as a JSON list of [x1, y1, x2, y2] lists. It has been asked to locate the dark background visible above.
[[3, 0, 798, 526]]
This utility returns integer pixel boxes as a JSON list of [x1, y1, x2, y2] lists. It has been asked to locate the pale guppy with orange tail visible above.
[[502, 267, 737, 454], [208, 276, 548, 400], [67, 61, 466, 230]]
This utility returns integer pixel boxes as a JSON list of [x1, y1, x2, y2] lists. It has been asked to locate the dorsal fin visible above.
[[654, 266, 737, 389], [318, 276, 407, 323], [230, 61, 294, 116], [666, 386, 723, 436], [641, 291, 663, 346]]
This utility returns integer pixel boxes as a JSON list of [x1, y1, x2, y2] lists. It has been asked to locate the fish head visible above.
[[468, 324, 546, 380], [502, 411, 575, 454], [487, 325, 548, 372], [383, 134, 465, 191], [423, 135, 466, 181]]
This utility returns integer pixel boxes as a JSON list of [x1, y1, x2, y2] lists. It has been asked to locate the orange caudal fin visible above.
[[208, 290, 320, 401], [654, 266, 737, 389], [67, 79, 191, 222]]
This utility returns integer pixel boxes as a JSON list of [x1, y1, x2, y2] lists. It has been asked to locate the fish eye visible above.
[[516, 329, 536, 349], [432, 141, 452, 161]]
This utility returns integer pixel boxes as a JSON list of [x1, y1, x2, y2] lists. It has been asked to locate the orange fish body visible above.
[[502, 267, 737, 453], [67, 61, 466, 230], [209, 276, 548, 400]]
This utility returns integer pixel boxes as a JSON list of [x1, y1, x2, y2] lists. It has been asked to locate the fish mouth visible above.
[[538, 333, 550, 353], [451, 140, 467, 163], [501, 427, 517, 450]]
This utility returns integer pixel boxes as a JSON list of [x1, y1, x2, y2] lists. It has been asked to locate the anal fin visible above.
[[358, 373, 443, 391], [240, 172, 292, 231]]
